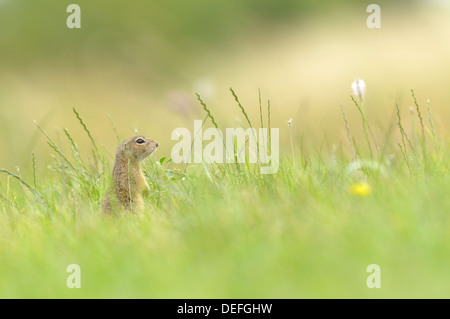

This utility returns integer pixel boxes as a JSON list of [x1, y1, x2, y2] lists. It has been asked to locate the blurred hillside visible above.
[[1, 0, 449, 171], [0, 0, 414, 69]]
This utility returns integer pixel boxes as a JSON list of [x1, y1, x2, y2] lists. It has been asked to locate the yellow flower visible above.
[[350, 182, 372, 197]]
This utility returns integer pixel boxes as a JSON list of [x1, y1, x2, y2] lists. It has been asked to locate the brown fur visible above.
[[102, 136, 158, 214]]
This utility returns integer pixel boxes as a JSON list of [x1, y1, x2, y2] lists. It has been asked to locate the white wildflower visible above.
[[351, 78, 366, 101]]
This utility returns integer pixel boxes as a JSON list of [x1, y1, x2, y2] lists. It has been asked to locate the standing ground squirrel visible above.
[[102, 136, 159, 214]]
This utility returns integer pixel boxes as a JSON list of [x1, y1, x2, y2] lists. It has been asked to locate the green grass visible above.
[[0, 91, 449, 298]]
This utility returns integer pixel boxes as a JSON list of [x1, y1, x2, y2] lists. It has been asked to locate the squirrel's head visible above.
[[121, 136, 159, 161]]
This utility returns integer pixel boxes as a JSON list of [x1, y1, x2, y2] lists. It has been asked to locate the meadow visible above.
[[0, 88, 448, 298]]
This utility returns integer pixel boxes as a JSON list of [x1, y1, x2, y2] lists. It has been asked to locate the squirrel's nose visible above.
[[155, 141, 159, 148]]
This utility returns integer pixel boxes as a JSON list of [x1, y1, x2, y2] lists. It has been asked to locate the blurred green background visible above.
[[0, 0, 449, 169]]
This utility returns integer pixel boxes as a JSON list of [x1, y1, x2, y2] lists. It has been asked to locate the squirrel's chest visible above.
[[126, 167, 148, 191], [136, 170, 149, 192]]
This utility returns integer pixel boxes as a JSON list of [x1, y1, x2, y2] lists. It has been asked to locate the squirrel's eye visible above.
[[135, 139, 145, 144]]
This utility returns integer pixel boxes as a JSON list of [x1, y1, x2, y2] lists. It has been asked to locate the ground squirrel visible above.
[[102, 136, 159, 214]]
